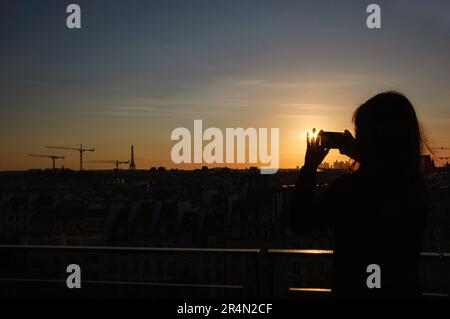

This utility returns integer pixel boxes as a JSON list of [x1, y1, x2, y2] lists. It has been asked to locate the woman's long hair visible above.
[[352, 91, 429, 178]]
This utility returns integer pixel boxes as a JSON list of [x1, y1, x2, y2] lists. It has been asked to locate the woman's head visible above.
[[352, 91, 427, 176]]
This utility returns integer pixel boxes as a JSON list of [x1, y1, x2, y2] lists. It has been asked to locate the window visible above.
[[85, 218, 104, 231], [294, 262, 303, 275], [54, 221, 63, 232], [285, 227, 293, 237], [181, 232, 192, 242], [68, 221, 81, 233], [84, 219, 92, 230], [168, 262, 176, 276], [215, 270, 222, 282], [157, 262, 164, 276], [207, 235, 216, 246], [232, 264, 240, 276], [307, 262, 313, 275], [282, 263, 289, 274]]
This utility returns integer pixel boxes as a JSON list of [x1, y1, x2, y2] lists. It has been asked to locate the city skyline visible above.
[[1, 0, 450, 170]]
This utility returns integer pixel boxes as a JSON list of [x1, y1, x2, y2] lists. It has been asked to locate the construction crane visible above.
[[431, 147, 450, 162], [438, 157, 450, 166], [87, 160, 130, 170], [432, 147, 450, 150], [28, 154, 65, 170], [45, 144, 95, 171], [129, 145, 136, 170], [431, 147, 450, 156]]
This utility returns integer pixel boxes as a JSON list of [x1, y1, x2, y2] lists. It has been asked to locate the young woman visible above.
[[290, 92, 429, 298]]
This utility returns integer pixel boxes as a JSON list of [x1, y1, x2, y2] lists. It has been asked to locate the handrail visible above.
[[0, 244, 448, 298], [0, 278, 243, 289], [268, 249, 333, 254], [1, 245, 449, 257], [0, 244, 260, 253]]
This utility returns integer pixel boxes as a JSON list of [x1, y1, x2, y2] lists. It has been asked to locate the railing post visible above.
[[257, 248, 269, 298]]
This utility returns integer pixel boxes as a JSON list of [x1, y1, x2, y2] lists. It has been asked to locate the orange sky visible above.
[[1, 1, 449, 171]]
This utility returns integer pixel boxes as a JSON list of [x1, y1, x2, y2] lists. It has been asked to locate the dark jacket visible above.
[[290, 167, 429, 298]]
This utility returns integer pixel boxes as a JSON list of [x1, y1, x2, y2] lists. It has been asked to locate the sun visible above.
[[304, 129, 319, 142]]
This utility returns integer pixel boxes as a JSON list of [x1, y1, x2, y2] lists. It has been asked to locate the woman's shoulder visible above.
[[333, 170, 429, 199], [324, 171, 363, 196], [327, 170, 386, 195], [331, 171, 364, 187]]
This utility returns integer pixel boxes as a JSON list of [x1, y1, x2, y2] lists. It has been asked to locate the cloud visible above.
[[275, 114, 325, 120], [276, 102, 352, 111]]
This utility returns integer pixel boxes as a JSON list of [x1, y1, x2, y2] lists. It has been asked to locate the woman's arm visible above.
[[289, 129, 356, 235], [290, 167, 344, 234], [290, 166, 320, 234], [289, 129, 330, 234]]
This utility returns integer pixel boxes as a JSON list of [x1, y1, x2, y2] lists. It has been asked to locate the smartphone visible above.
[[319, 131, 346, 149]]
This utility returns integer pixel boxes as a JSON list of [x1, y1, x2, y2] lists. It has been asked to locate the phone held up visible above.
[[319, 131, 347, 149]]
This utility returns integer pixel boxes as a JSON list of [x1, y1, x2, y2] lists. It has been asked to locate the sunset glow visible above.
[[0, 1, 449, 171]]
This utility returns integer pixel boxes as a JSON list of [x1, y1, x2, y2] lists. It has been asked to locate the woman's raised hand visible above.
[[338, 129, 358, 161], [304, 128, 329, 171]]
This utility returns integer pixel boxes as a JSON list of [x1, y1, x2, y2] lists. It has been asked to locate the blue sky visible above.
[[1, 0, 449, 169]]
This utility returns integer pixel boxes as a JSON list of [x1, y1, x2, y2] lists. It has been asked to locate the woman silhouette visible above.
[[290, 91, 429, 298]]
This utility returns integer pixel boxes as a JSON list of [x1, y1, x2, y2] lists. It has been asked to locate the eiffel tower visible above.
[[129, 145, 136, 170]]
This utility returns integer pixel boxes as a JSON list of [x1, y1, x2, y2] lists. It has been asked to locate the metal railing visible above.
[[0, 245, 448, 298]]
